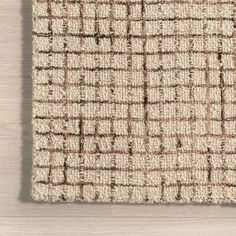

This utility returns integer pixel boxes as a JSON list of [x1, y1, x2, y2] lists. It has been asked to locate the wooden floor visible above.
[[1, 1, 236, 235]]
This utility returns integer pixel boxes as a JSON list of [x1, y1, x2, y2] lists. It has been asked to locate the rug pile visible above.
[[32, 0, 236, 203]]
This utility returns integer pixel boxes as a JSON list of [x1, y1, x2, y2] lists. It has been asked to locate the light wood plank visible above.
[[1, 218, 236, 236], [0, 77, 31, 124], [0, 0, 32, 77]]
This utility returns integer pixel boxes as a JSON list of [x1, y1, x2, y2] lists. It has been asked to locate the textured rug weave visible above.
[[32, 0, 236, 203]]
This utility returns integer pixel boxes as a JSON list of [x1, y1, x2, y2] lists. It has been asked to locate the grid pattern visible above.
[[32, 0, 236, 203]]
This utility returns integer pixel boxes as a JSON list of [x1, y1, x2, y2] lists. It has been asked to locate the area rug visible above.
[[32, 0, 236, 203]]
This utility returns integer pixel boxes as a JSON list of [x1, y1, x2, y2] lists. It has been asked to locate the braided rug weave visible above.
[[32, 0, 236, 203]]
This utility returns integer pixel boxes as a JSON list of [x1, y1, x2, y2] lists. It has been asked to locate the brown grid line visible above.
[[35, 131, 236, 139], [34, 165, 236, 173], [35, 66, 236, 72], [35, 82, 236, 90], [94, 0, 101, 201], [188, 3, 197, 201], [174, 5, 182, 201], [36, 0, 235, 6], [33, 99, 236, 106], [38, 15, 235, 22], [61, 0, 69, 200], [157, 6, 165, 202], [45, 0, 54, 202], [141, 0, 150, 202], [126, 1, 134, 201], [37, 50, 236, 56], [35, 181, 236, 189], [219, 14, 227, 200], [78, 1, 85, 200], [36, 148, 236, 156], [109, 0, 116, 202], [34, 115, 236, 123], [33, 32, 236, 39], [204, 4, 213, 202]]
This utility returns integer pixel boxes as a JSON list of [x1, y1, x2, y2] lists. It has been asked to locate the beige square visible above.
[[52, 19, 64, 34], [131, 4, 142, 18], [51, 3, 63, 17], [132, 54, 143, 70], [68, 20, 81, 34], [68, 4, 80, 17], [99, 19, 110, 35], [83, 3, 95, 17], [83, 19, 95, 34], [131, 121, 145, 136], [114, 137, 129, 152], [98, 4, 110, 18], [83, 120, 95, 135], [113, 54, 128, 69], [114, 38, 127, 52], [147, 55, 161, 69], [98, 120, 111, 135], [51, 169, 65, 184], [146, 21, 159, 36], [131, 21, 142, 36], [114, 4, 127, 18], [131, 38, 143, 53], [114, 120, 128, 135], [35, 37, 50, 51], [113, 20, 127, 35], [161, 37, 176, 52]]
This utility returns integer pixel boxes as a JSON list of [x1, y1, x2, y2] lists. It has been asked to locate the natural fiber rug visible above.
[[32, 0, 236, 203]]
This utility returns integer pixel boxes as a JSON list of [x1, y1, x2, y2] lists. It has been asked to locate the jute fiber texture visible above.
[[32, 0, 236, 203]]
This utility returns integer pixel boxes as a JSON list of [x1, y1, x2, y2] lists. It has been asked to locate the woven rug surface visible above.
[[32, 0, 236, 203]]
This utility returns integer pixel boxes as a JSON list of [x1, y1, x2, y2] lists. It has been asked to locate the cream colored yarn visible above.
[[32, 0, 236, 203]]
